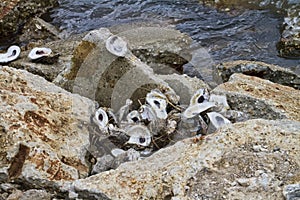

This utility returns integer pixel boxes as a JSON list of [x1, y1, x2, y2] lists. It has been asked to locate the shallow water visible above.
[[49, 0, 299, 73]]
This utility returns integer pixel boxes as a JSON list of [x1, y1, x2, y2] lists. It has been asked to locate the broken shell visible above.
[[189, 88, 210, 106], [206, 112, 231, 133], [93, 108, 109, 132], [146, 89, 168, 119], [126, 125, 151, 147], [28, 47, 52, 60], [139, 104, 156, 121], [105, 35, 128, 57], [182, 102, 215, 119], [116, 99, 133, 123], [111, 148, 126, 157], [127, 110, 141, 123], [0, 45, 21, 63]]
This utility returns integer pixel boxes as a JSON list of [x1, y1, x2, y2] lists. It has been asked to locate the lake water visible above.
[[49, 0, 299, 73]]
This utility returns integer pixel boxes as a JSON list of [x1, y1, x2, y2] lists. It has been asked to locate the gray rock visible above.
[[283, 184, 300, 200], [214, 60, 300, 90], [71, 119, 300, 199], [20, 189, 52, 200], [0, 66, 95, 186], [212, 73, 300, 121]]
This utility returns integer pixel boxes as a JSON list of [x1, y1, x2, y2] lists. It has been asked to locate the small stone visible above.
[[283, 184, 300, 200]]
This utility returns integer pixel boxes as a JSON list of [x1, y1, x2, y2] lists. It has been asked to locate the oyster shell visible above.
[[105, 35, 128, 57], [28, 47, 52, 60], [0, 45, 21, 63], [206, 111, 231, 134], [125, 125, 152, 147], [146, 89, 168, 119], [93, 108, 109, 132], [189, 88, 210, 106], [127, 110, 141, 123], [182, 102, 215, 119]]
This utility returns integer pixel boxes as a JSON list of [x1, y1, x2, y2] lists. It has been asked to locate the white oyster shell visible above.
[[139, 104, 156, 121], [105, 35, 128, 57], [28, 47, 52, 60], [207, 111, 231, 129], [146, 89, 168, 119], [127, 110, 141, 123], [126, 125, 151, 147], [93, 108, 109, 132], [182, 102, 215, 119], [189, 88, 210, 106], [0, 45, 21, 63]]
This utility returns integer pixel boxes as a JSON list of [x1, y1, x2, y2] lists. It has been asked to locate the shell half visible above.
[[146, 89, 168, 119], [207, 112, 231, 129], [189, 88, 210, 106], [93, 108, 109, 131], [182, 102, 215, 119], [0, 45, 21, 63], [105, 35, 128, 57], [126, 125, 152, 147], [28, 47, 52, 60]]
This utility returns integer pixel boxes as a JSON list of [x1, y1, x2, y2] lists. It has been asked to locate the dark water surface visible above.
[[50, 0, 299, 73]]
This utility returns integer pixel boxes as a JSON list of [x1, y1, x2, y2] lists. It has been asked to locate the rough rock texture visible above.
[[72, 119, 300, 199], [0, 66, 95, 187], [212, 73, 300, 121], [215, 60, 300, 90], [277, 4, 300, 59], [0, 0, 58, 37], [9, 37, 81, 82]]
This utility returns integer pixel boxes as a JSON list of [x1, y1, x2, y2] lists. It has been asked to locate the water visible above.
[[49, 0, 299, 72]]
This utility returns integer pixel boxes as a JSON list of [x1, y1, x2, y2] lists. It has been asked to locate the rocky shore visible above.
[[1, 1, 300, 199], [0, 24, 300, 200]]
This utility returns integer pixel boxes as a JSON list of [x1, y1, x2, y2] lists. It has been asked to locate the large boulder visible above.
[[0, 66, 95, 188], [0, 0, 58, 37], [212, 73, 300, 121], [71, 119, 300, 199], [214, 60, 300, 90]]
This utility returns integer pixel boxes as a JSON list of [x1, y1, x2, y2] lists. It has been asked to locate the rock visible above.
[[277, 4, 300, 59], [212, 73, 300, 121], [0, 0, 58, 37], [20, 189, 52, 200], [283, 184, 300, 200], [9, 37, 81, 82], [0, 66, 95, 187], [71, 119, 300, 199], [215, 60, 300, 90]]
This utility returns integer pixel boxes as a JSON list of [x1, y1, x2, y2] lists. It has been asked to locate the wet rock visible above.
[[0, 0, 58, 37], [0, 66, 95, 187], [71, 119, 300, 199], [212, 73, 300, 121], [283, 184, 300, 200], [215, 60, 300, 90]]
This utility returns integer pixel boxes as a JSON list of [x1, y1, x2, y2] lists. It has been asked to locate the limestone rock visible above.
[[71, 119, 300, 199], [0, 66, 95, 187], [215, 60, 300, 90], [212, 73, 300, 121]]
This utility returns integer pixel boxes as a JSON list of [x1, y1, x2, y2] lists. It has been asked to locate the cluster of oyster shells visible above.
[[0, 45, 57, 64], [89, 87, 248, 173]]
